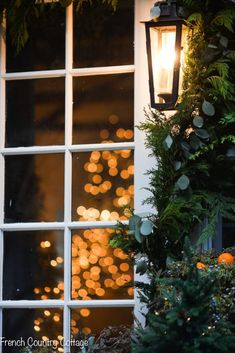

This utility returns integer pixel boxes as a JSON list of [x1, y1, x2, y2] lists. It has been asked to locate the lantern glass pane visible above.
[[150, 25, 176, 105], [179, 24, 188, 96]]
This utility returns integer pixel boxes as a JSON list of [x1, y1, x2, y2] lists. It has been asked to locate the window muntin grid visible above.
[[0, 2, 140, 351]]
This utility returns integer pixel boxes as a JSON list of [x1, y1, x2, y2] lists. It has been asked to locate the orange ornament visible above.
[[196, 262, 207, 269], [217, 252, 234, 265]]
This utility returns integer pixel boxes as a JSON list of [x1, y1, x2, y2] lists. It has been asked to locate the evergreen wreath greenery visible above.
[[110, 0, 235, 270]]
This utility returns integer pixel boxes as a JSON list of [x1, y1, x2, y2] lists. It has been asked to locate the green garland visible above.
[[0, 0, 118, 53], [111, 0, 235, 270]]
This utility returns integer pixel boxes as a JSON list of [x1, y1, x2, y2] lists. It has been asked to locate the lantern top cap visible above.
[[149, 0, 181, 23]]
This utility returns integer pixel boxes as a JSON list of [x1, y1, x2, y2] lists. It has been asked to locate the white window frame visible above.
[[0, 0, 152, 349]]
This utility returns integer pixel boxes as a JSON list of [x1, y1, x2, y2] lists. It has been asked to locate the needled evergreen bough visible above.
[[110, 0, 235, 270], [132, 239, 235, 353]]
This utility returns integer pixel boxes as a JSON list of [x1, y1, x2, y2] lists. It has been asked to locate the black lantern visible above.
[[144, 0, 187, 110]]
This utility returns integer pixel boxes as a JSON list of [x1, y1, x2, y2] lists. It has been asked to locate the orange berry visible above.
[[217, 252, 234, 265], [196, 262, 207, 270]]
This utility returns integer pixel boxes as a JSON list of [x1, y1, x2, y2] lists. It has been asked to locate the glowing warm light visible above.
[[108, 158, 117, 168], [116, 277, 126, 286], [90, 266, 101, 275], [120, 263, 130, 272], [82, 327, 91, 335], [159, 32, 176, 70], [124, 129, 134, 139], [87, 163, 97, 173], [128, 185, 134, 195], [58, 348, 64, 353], [42, 336, 49, 341], [96, 163, 104, 173], [34, 320, 40, 325], [116, 187, 125, 196], [53, 288, 60, 294], [40, 241, 45, 248], [41, 295, 48, 300], [85, 279, 95, 288], [100, 210, 111, 221], [83, 271, 91, 280], [50, 260, 57, 267], [96, 288, 105, 297], [120, 150, 131, 158], [72, 247, 78, 257], [89, 254, 98, 264], [118, 196, 130, 206], [100, 129, 110, 139], [71, 319, 77, 327], [109, 114, 119, 124], [109, 167, 118, 176], [90, 151, 101, 162], [120, 170, 129, 179], [58, 282, 64, 290], [128, 287, 134, 296], [44, 241, 51, 248], [44, 286, 51, 293], [93, 174, 102, 184], [127, 165, 134, 175], [77, 206, 86, 216], [104, 257, 114, 266], [78, 289, 88, 298], [102, 181, 112, 190], [108, 265, 118, 274], [56, 257, 63, 263], [79, 257, 89, 269], [44, 310, 51, 317], [34, 288, 40, 294], [104, 279, 114, 287], [80, 308, 91, 317], [90, 186, 100, 196], [58, 335, 63, 341], [34, 326, 40, 332], [53, 314, 60, 322], [84, 183, 92, 193], [110, 211, 119, 220], [116, 128, 125, 139], [102, 151, 111, 160]]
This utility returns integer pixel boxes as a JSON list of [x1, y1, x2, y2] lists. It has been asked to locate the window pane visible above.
[[71, 307, 132, 352], [73, 74, 134, 144], [6, 6, 65, 72], [73, 0, 134, 68], [71, 229, 133, 300], [5, 154, 64, 223], [6, 78, 65, 147], [2, 308, 63, 353], [3, 231, 64, 300], [72, 150, 134, 221]]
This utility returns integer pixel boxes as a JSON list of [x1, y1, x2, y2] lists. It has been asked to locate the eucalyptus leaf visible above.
[[134, 227, 143, 243], [150, 5, 161, 19], [174, 161, 182, 171], [136, 212, 153, 218], [202, 100, 215, 116], [190, 134, 201, 150], [140, 220, 153, 236], [88, 336, 95, 347], [129, 215, 141, 230], [219, 35, 229, 48], [193, 116, 204, 128], [163, 134, 173, 150], [136, 260, 148, 275], [180, 141, 191, 152], [176, 174, 190, 190], [195, 128, 210, 140]]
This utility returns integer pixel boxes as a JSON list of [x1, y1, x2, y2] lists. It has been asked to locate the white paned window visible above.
[[0, 0, 151, 351]]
